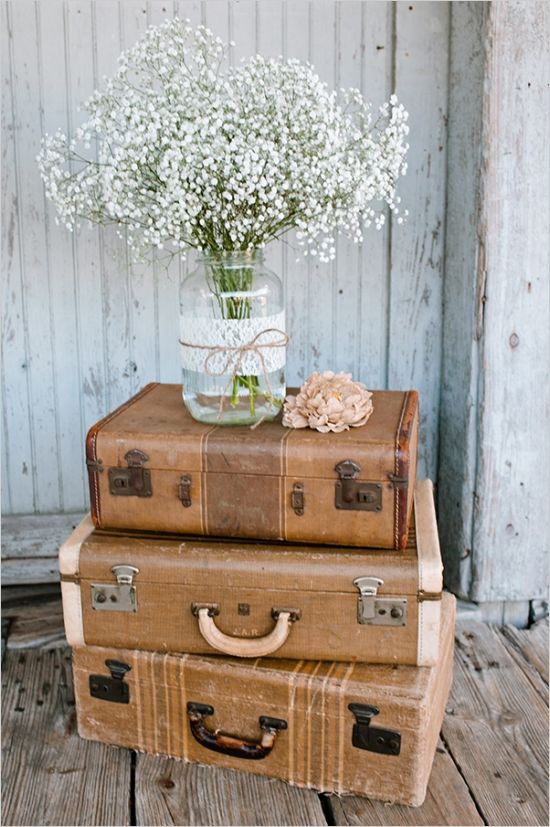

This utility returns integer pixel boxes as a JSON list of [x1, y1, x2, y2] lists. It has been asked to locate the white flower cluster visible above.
[[38, 19, 409, 262]]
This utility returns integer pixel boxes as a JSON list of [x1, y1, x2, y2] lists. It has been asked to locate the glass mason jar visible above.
[[179, 251, 286, 425]]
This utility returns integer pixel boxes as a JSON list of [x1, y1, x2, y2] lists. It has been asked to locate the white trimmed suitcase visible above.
[[72, 593, 455, 806], [60, 480, 443, 666]]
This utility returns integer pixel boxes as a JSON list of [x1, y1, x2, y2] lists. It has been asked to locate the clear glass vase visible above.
[[179, 251, 286, 425]]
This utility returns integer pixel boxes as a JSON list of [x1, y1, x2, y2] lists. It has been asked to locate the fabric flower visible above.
[[283, 371, 374, 433]]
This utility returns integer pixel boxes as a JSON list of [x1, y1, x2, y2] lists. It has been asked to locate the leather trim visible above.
[[85, 383, 160, 527], [61, 581, 85, 646], [394, 390, 419, 549]]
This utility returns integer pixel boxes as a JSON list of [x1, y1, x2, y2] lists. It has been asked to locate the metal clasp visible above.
[[353, 576, 407, 626], [89, 659, 131, 704], [291, 482, 304, 516], [335, 460, 382, 511], [348, 703, 401, 755], [108, 449, 152, 497], [179, 474, 192, 507], [91, 565, 140, 613]]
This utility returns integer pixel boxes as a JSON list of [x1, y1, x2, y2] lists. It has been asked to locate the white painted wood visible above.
[[470, 0, 549, 602], [1, 512, 85, 560], [389, 1, 449, 481]]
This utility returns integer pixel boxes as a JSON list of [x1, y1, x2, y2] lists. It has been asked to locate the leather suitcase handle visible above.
[[187, 702, 287, 760], [193, 606, 299, 657]]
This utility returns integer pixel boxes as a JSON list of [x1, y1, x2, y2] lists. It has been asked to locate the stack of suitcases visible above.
[[60, 382, 454, 807]]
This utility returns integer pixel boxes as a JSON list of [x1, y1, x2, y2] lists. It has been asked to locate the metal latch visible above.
[[291, 482, 304, 516], [89, 659, 131, 704], [108, 448, 152, 497], [348, 703, 401, 755], [91, 565, 139, 613], [353, 576, 407, 626], [179, 474, 192, 507], [335, 460, 382, 511]]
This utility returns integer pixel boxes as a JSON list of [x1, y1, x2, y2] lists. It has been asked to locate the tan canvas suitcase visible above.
[[72, 592, 455, 806], [60, 480, 442, 666], [86, 382, 419, 549]]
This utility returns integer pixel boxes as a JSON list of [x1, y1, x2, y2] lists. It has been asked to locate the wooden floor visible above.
[[1, 586, 548, 827]]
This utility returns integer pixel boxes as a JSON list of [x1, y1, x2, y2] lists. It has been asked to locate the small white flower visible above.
[[37, 18, 409, 260]]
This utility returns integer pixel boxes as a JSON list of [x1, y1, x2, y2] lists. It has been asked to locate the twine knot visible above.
[[179, 327, 289, 427]]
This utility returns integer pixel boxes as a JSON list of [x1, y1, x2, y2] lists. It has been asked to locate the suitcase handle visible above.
[[187, 702, 287, 760], [192, 605, 300, 657]]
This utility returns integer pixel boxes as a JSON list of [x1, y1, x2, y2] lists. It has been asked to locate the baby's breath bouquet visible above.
[[39, 19, 409, 425]]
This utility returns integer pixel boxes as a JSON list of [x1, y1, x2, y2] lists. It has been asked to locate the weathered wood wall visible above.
[[439, 0, 549, 604], [2, 0, 448, 512]]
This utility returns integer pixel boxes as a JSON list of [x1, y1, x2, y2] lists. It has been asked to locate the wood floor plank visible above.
[[1, 513, 85, 560], [1, 647, 131, 826], [329, 738, 484, 826], [443, 622, 549, 827], [135, 754, 328, 826], [500, 620, 549, 685]]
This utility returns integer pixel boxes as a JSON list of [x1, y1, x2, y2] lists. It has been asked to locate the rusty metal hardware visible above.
[[387, 473, 409, 488], [191, 602, 220, 617], [417, 590, 442, 602], [335, 460, 382, 512], [91, 564, 139, 613], [271, 607, 301, 623], [348, 703, 401, 755], [291, 482, 304, 516], [86, 459, 104, 474], [89, 659, 131, 704], [187, 702, 287, 760], [353, 576, 407, 626], [108, 449, 152, 497], [179, 474, 192, 507]]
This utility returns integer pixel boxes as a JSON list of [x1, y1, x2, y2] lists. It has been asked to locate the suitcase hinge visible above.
[[348, 703, 401, 755], [179, 474, 192, 507], [108, 449, 153, 497], [353, 576, 407, 626], [91, 565, 139, 613], [335, 460, 382, 512], [86, 459, 104, 473], [89, 659, 131, 704]]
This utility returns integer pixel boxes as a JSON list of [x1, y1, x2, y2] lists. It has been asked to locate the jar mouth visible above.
[[198, 250, 264, 267]]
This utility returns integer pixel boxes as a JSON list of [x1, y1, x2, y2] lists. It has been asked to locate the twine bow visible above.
[[179, 328, 289, 428]]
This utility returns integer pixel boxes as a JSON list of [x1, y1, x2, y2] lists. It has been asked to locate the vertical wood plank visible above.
[[65, 0, 108, 504], [8, 0, 63, 512], [93, 1, 132, 410], [1, 0, 34, 513], [357, 1, 393, 390], [437, 1, 486, 598], [37, 0, 86, 511], [283, 0, 310, 385], [307, 0, 336, 375], [471, 0, 550, 602], [389, 1, 449, 479]]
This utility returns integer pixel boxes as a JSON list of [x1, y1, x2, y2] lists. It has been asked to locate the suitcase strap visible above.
[[187, 702, 287, 760], [191, 605, 300, 657]]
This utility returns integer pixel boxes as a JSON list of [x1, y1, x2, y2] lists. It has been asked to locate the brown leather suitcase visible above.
[[60, 480, 441, 666], [72, 592, 455, 805], [86, 382, 419, 549]]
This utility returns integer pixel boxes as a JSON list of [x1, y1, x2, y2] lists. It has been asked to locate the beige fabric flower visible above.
[[283, 371, 374, 433]]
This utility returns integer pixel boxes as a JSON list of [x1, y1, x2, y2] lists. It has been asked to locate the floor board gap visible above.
[[319, 793, 336, 826], [439, 729, 489, 826], [130, 750, 137, 826]]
